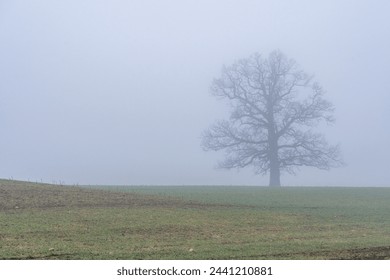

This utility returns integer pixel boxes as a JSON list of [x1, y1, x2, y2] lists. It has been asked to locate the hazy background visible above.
[[1, 0, 389, 186]]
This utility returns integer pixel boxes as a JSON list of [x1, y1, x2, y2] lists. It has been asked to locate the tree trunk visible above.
[[269, 159, 281, 187], [267, 109, 281, 187]]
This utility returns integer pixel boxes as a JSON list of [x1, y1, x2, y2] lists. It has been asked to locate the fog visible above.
[[1, 1, 389, 186]]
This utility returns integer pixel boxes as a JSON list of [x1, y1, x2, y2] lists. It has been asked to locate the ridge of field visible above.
[[1, 180, 390, 260], [0, 179, 211, 211]]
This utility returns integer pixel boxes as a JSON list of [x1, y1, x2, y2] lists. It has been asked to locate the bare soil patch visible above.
[[330, 246, 390, 260], [258, 245, 390, 260]]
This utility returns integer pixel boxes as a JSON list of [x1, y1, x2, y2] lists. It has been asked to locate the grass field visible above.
[[1, 179, 389, 259]]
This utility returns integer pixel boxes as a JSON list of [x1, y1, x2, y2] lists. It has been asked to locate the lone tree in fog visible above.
[[202, 50, 342, 187]]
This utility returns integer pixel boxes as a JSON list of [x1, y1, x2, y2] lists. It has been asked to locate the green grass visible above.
[[89, 185, 390, 224], [1, 180, 390, 259]]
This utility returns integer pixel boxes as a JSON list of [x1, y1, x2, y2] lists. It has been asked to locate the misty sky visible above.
[[1, 0, 389, 186]]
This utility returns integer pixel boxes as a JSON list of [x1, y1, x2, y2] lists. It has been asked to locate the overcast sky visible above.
[[1, 0, 389, 186]]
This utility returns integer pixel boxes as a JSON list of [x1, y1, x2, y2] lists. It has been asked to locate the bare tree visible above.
[[202, 50, 343, 187]]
